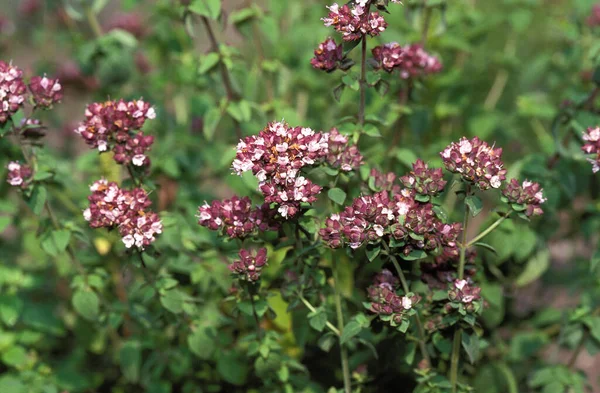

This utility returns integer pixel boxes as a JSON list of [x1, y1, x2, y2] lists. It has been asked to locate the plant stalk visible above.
[[466, 212, 510, 248], [332, 258, 352, 393], [298, 295, 341, 336], [358, 35, 367, 130]]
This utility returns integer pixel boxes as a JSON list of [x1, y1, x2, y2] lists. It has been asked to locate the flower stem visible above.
[[567, 329, 588, 369], [466, 212, 510, 248], [85, 7, 104, 39], [382, 241, 431, 366], [332, 257, 352, 393], [248, 285, 264, 340], [450, 189, 471, 392], [298, 294, 341, 336], [357, 35, 367, 131]]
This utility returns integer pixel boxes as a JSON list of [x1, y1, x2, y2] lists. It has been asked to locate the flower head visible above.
[[0, 61, 27, 124], [449, 279, 482, 304], [28, 75, 62, 108], [229, 248, 268, 282], [400, 159, 446, 197], [502, 179, 546, 217], [441, 136, 506, 190], [582, 126, 600, 173], [322, 3, 387, 41], [372, 43, 442, 78], [311, 37, 343, 72], [6, 161, 32, 188], [326, 128, 363, 171]]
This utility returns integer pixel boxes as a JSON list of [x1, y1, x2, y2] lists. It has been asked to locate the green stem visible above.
[[249, 289, 264, 340], [85, 7, 103, 39], [382, 241, 431, 366], [332, 258, 352, 393], [358, 35, 367, 129], [466, 213, 510, 248], [450, 189, 471, 392], [298, 294, 341, 336]]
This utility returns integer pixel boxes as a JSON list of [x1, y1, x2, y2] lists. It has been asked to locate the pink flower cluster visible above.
[[74, 99, 156, 167], [197, 196, 279, 238], [449, 279, 481, 304], [367, 269, 417, 320], [326, 128, 363, 171], [581, 126, 600, 172], [29, 75, 62, 108], [232, 121, 329, 218], [311, 37, 343, 72], [441, 136, 506, 190], [372, 43, 442, 79], [400, 159, 446, 197], [369, 169, 401, 194], [502, 179, 546, 217], [6, 161, 32, 188], [229, 248, 268, 282], [0, 61, 27, 124], [83, 179, 162, 249], [320, 189, 462, 257], [322, 3, 387, 41]]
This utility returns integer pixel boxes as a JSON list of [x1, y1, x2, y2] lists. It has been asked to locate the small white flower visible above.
[[122, 235, 135, 248], [459, 140, 472, 154], [9, 176, 23, 186], [455, 279, 467, 290], [401, 296, 412, 310], [373, 224, 384, 237], [97, 140, 108, 152], [83, 208, 92, 221], [7, 161, 20, 171], [278, 204, 289, 218], [490, 176, 501, 189], [132, 154, 146, 166], [146, 107, 156, 119]]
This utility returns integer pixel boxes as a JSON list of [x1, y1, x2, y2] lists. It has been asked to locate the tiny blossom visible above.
[[311, 37, 343, 72], [581, 126, 600, 173], [400, 159, 446, 197], [502, 179, 546, 217], [322, 3, 387, 41], [74, 99, 156, 165], [84, 179, 162, 249], [229, 248, 268, 282], [367, 271, 418, 320], [449, 279, 482, 304], [440, 136, 507, 190], [233, 121, 330, 219], [6, 161, 32, 188], [0, 61, 27, 124], [372, 43, 442, 78], [371, 42, 403, 72], [326, 128, 363, 171], [28, 75, 62, 108], [197, 196, 279, 238]]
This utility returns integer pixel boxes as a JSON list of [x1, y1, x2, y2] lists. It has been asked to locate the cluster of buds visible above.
[[197, 196, 279, 238], [232, 121, 329, 218], [372, 43, 442, 79], [587, 4, 600, 27], [83, 179, 162, 249], [0, 61, 27, 124], [322, 3, 387, 41], [320, 189, 462, 257], [28, 75, 62, 109], [441, 136, 506, 190], [311, 37, 343, 72], [448, 279, 482, 305], [369, 168, 401, 194], [366, 269, 418, 331], [74, 99, 156, 167], [502, 179, 546, 217], [581, 126, 600, 172], [229, 248, 268, 282], [400, 159, 446, 198], [420, 250, 477, 290], [326, 128, 363, 171], [6, 161, 32, 188]]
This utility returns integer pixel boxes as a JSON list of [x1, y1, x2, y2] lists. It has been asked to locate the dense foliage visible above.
[[1, 1, 600, 392]]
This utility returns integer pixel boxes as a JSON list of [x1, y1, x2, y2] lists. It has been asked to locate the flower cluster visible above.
[[197, 196, 279, 238], [502, 179, 546, 217], [581, 126, 600, 172], [6, 161, 32, 188], [326, 128, 363, 171], [322, 3, 387, 41], [367, 270, 418, 328], [232, 121, 329, 218], [229, 248, 268, 282], [441, 136, 506, 190], [311, 37, 343, 72], [74, 99, 156, 167], [320, 189, 462, 257], [372, 43, 442, 79], [400, 159, 446, 197], [28, 75, 62, 108], [0, 61, 26, 124], [449, 279, 482, 304], [83, 179, 162, 249], [369, 168, 401, 194]]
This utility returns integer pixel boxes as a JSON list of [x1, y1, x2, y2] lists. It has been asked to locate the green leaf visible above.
[[189, 0, 221, 20], [515, 249, 550, 287], [1, 346, 28, 367], [26, 185, 47, 215], [119, 340, 141, 383], [328, 188, 347, 205], [160, 289, 185, 314], [401, 249, 427, 261], [591, 249, 600, 273], [0, 295, 23, 327], [341, 74, 359, 91], [203, 107, 221, 141], [318, 332, 336, 352], [461, 331, 480, 364], [229, 6, 260, 25], [474, 242, 497, 254], [340, 320, 362, 344], [72, 289, 100, 322], [188, 328, 216, 359], [465, 195, 483, 217], [395, 148, 418, 168], [363, 124, 381, 137], [366, 246, 381, 262], [308, 309, 328, 332], [41, 229, 71, 257], [366, 71, 380, 86], [227, 100, 252, 123], [198, 52, 220, 74], [415, 194, 430, 203], [217, 351, 249, 385], [0, 216, 11, 233]]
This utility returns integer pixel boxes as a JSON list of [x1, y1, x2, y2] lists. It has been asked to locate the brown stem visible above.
[[358, 35, 367, 130]]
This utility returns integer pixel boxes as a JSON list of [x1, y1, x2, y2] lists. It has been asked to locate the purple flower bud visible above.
[[502, 179, 546, 217], [6, 161, 32, 188], [322, 3, 387, 41], [311, 37, 343, 72], [0, 61, 27, 124], [229, 248, 268, 282], [28, 75, 62, 108]]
